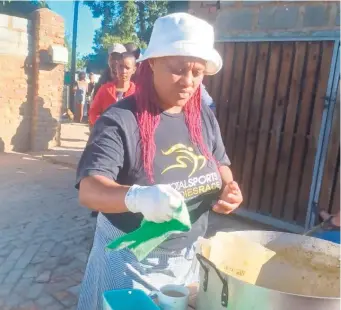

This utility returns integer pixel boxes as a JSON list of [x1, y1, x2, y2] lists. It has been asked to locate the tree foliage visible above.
[[76, 54, 88, 71], [64, 35, 88, 72], [64, 35, 72, 71], [135, 1, 168, 44], [83, 0, 170, 73], [0, 0, 49, 18]]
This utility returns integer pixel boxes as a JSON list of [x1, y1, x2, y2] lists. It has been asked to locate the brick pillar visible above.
[[31, 9, 65, 151], [0, 14, 33, 152]]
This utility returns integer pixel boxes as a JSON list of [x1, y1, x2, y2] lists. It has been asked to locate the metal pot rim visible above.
[[200, 230, 340, 300]]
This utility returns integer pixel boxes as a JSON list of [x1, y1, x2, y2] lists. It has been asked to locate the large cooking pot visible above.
[[196, 231, 340, 310]]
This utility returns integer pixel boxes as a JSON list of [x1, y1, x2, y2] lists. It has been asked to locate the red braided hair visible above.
[[134, 61, 213, 183]]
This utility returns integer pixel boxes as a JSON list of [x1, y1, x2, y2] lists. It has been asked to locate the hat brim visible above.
[[108, 49, 126, 55], [137, 41, 222, 76]]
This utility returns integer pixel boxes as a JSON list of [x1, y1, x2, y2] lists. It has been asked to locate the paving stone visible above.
[[20, 233, 36, 242], [52, 290, 78, 307], [25, 283, 44, 300], [0, 273, 5, 285], [67, 284, 80, 297], [0, 249, 24, 274], [65, 245, 84, 254], [73, 235, 89, 245], [42, 257, 60, 270], [12, 278, 32, 294], [7, 248, 24, 262], [69, 271, 84, 283], [74, 252, 88, 264], [50, 244, 66, 257], [45, 303, 64, 310], [36, 270, 51, 283], [12, 240, 25, 248], [40, 241, 56, 253], [36, 294, 55, 307], [53, 262, 81, 277], [0, 242, 7, 250], [0, 247, 12, 257], [15, 245, 40, 269], [0, 284, 14, 297], [0, 237, 15, 245], [62, 240, 75, 247], [5, 293, 23, 308], [59, 255, 73, 266], [51, 234, 67, 243], [46, 276, 78, 295], [17, 300, 40, 310], [31, 238, 47, 246], [77, 219, 89, 227], [4, 269, 23, 284], [31, 252, 48, 265], [0, 263, 14, 276], [22, 265, 40, 279]]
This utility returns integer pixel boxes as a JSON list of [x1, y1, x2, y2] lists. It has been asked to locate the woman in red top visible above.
[[89, 52, 136, 126]]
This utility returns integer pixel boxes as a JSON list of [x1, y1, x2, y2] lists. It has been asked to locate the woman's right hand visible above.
[[125, 184, 184, 223]]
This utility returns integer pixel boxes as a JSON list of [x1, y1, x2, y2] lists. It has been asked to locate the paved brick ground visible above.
[[30, 123, 89, 169], [0, 153, 96, 310], [0, 123, 269, 310]]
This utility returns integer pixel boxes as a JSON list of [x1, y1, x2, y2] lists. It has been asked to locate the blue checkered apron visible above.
[[77, 213, 198, 310]]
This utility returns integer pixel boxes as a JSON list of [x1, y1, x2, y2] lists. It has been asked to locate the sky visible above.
[[47, 1, 102, 56]]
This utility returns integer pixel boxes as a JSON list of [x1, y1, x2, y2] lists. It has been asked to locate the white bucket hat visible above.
[[108, 43, 126, 55], [138, 13, 222, 75]]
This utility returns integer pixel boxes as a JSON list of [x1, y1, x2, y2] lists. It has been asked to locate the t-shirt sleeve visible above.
[[210, 110, 231, 166], [75, 113, 124, 189]]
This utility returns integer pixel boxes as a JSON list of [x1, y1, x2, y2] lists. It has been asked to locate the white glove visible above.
[[125, 184, 184, 223]]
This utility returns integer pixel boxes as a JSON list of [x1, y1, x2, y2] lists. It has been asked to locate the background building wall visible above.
[[189, 1, 340, 40], [0, 9, 65, 153]]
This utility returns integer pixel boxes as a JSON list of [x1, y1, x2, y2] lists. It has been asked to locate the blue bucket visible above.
[[103, 289, 159, 310], [312, 230, 340, 244]]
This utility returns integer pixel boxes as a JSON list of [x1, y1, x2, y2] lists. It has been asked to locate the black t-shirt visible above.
[[76, 95, 230, 250], [87, 82, 96, 97]]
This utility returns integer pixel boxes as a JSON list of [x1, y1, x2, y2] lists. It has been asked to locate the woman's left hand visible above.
[[213, 181, 243, 215]]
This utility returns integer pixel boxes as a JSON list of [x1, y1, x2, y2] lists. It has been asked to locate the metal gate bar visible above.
[[305, 40, 340, 230]]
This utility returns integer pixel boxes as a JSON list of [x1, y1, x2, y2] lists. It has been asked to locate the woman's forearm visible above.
[[219, 165, 234, 187], [79, 175, 130, 213]]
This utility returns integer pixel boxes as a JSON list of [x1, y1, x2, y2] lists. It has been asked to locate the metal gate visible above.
[[205, 39, 340, 232], [306, 41, 340, 230]]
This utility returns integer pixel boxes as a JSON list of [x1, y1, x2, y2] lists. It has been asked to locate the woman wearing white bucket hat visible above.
[[76, 13, 243, 310]]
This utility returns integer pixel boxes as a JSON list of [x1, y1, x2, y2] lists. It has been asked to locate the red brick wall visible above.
[[31, 9, 64, 152], [0, 9, 65, 153], [0, 15, 33, 152]]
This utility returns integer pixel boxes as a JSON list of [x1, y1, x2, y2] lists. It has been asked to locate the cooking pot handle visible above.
[[196, 253, 229, 307]]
